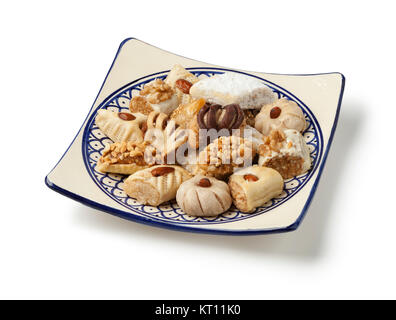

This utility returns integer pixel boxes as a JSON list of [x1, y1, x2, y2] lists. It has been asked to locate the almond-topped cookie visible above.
[[258, 129, 311, 179], [95, 109, 147, 143], [255, 98, 306, 136], [176, 175, 232, 217], [123, 165, 192, 206], [165, 64, 200, 106], [228, 166, 283, 212]]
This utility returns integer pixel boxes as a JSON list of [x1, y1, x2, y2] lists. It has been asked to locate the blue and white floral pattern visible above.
[[82, 68, 323, 225]]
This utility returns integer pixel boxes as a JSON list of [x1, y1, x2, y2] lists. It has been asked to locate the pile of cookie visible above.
[[95, 65, 311, 216]]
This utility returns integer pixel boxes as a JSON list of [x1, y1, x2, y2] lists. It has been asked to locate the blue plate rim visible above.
[[44, 37, 346, 236], [81, 67, 324, 225]]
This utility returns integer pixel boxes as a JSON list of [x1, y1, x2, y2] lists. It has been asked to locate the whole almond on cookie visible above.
[[151, 167, 175, 177], [175, 79, 193, 94]]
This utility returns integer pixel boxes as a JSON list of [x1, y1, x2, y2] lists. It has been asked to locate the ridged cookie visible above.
[[176, 175, 232, 217], [123, 165, 192, 206], [95, 109, 147, 143]]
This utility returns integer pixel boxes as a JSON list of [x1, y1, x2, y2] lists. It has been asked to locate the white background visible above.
[[0, 0, 394, 299]]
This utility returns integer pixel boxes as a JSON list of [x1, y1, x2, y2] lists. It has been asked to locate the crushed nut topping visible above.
[[140, 79, 174, 104], [197, 136, 255, 179], [100, 141, 149, 166], [258, 130, 286, 155], [129, 96, 153, 115], [258, 130, 305, 179]]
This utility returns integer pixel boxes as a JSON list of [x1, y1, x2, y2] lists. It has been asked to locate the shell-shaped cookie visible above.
[[95, 109, 147, 143], [123, 165, 192, 206], [255, 98, 306, 136], [176, 175, 232, 217]]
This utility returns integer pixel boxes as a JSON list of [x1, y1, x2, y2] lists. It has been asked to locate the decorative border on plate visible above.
[[81, 68, 323, 225], [45, 38, 346, 235]]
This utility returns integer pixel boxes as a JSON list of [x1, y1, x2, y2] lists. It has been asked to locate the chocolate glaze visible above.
[[197, 103, 244, 130]]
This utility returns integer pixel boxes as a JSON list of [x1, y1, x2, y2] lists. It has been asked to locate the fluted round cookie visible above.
[[255, 98, 306, 136], [228, 166, 283, 213], [176, 175, 232, 217]]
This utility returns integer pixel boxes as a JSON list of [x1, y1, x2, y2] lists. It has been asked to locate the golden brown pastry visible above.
[[258, 129, 311, 179], [176, 175, 232, 217], [228, 165, 283, 212], [95, 109, 147, 143], [129, 79, 178, 115], [255, 98, 306, 135], [170, 98, 206, 128], [196, 136, 255, 180], [96, 141, 150, 175], [123, 165, 192, 206]]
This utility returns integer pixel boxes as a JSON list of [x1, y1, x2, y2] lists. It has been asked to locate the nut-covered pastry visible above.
[[228, 166, 284, 212], [144, 111, 188, 163], [165, 64, 200, 106], [258, 129, 311, 179], [96, 141, 150, 175], [255, 98, 306, 135], [196, 136, 255, 180], [176, 175, 232, 217], [123, 165, 192, 206], [170, 98, 206, 128], [95, 109, 147, 143], [188, 102, 246, 149], [129, 78, 178, 115], [190, 73, 277, 110]]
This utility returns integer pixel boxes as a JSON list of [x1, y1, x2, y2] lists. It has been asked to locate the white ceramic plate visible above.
[[45, 38, 345, 235]]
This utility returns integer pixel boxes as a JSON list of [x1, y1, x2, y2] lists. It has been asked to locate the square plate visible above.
[[45, 38, 345, 235]]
